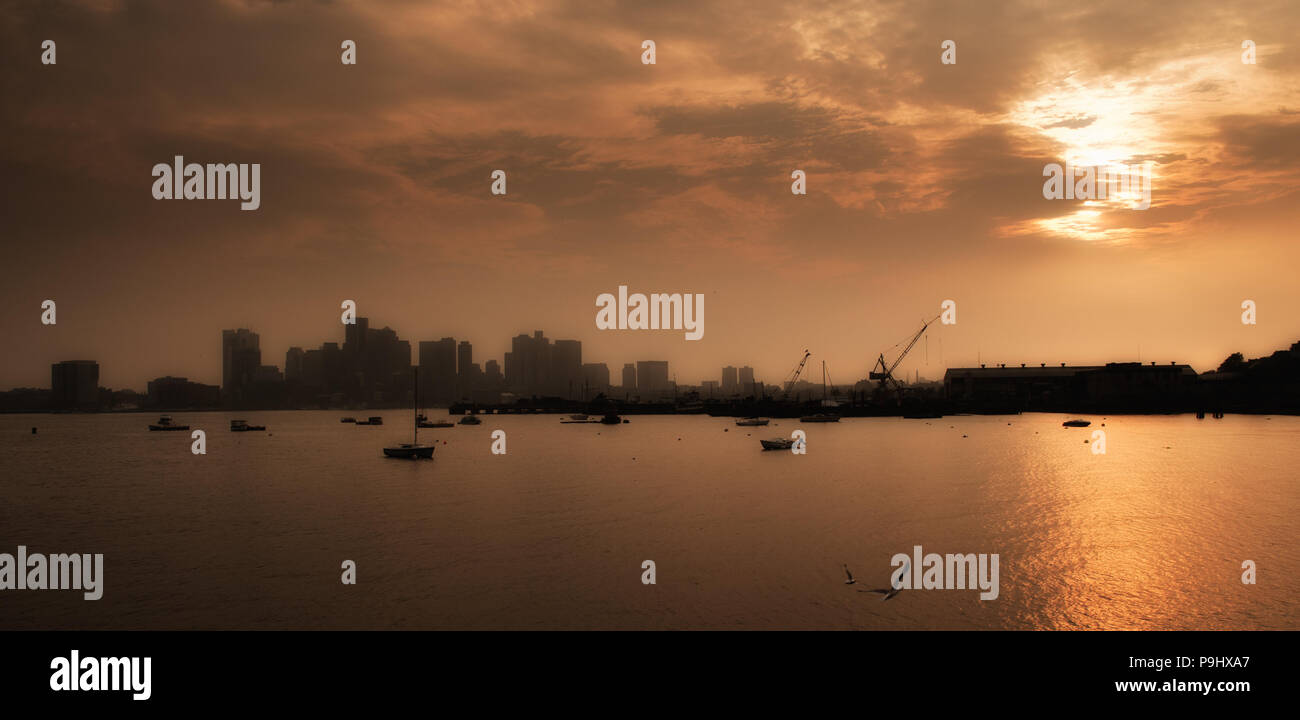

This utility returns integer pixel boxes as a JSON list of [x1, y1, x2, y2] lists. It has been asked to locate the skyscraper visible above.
[[419, 338, 457, 405], [222, 328, 261, 406], [50, 360, 99, 411], [721, 365, 738, 394], [581, 363, 610, 398], [622, 363, 636, 395], [739, 366, 755, 395], [637, 360, 669, 397], [552, 339, 582, 398], [457, 341, 474, 399]]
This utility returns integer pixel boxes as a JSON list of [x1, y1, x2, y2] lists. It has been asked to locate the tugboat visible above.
[[735, 417, 770, 427], [383, 370, 435, 459], [148, 415, 189, 431], [230, 420, 266, 432]]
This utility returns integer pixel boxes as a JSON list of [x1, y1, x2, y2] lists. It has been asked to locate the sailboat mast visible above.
[[413, 367, 418, 445]]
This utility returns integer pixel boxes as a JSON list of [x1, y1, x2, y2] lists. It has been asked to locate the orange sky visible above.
[[2, 0, 1298, 390]]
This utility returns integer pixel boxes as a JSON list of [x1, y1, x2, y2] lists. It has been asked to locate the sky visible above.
[[2, 0, 1298, 391]]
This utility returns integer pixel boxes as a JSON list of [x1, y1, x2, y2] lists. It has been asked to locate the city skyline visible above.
[[3, 0, 1298, 393]]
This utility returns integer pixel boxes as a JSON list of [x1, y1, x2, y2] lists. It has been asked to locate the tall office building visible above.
[[739, 366, 755, 394], [622, 363, 637, 394], [284, 347, 304, 383], [581, 363, 610, 398], [637, 360, 669, 397], [457, 341, 474, 399], [419, 338, 457, 405], [51, 360, 99, 411], [552, 339, 582, 398], [222, 328, 261, 406], [721, 365, 738, 394]]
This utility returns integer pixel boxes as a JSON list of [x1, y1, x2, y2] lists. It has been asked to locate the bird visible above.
[[858, 561, 908, 601], [860, 585, 904, 601], [842, 564, 856, 585]]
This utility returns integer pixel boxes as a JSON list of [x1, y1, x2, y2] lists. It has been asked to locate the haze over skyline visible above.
[[3, 0, 1298, 391]]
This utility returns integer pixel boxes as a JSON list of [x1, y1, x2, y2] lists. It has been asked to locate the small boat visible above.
[[568, 413, 589, 421], [735, 417, 770, 426], [355, 416, 384, 426], [148, 415, 189, 431], [760, 438, 795, 450], [561, 418, 600, 424], [799, 413, 840, 423], [230, 420, 266, 432], [458, 415, 482, 425], [1062, 419, 1091, 427], [600, 412, 622, 425], [384, 369, 434, 459], [340, 417, 357, 423]]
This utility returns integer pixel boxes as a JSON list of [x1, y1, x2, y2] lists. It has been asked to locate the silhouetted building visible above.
[[944, 361, 1197, 412], [739, 366, 755, 395], [581, 362, 610, 398], [637, 360, 670, 398], [552, 339, 582, 398], [721, 366, 738, 395], [146, 376, 220, 409], [51, 360, 99, 411], [622, 363, 637, 396], [284, 347, 304, 383], [456, 341, 474, 398], [221, 329, 260, 406], [507, 331, 553, 397], [420, 338, 456, 405]]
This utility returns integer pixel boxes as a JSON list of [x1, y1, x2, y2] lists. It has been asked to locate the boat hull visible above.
[[383, 445, 435, 459]]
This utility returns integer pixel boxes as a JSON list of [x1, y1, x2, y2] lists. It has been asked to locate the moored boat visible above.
[[1062, 419, 1091, 427], [384, 369, 434, 459], [760, 437, 795, 450], [458, 415, 482, 425], [356, 416, 384, 426], [230, 420, 266, 432], [148, 415, 189, 431], [735, 417, 770, 426]]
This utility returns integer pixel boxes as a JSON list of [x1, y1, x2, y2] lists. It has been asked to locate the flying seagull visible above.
[[858, 561, 909, 601], [842, 564, 856, 585]]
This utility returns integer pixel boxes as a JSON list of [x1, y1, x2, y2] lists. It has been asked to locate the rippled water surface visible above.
[[1, 411, 1296, 629]]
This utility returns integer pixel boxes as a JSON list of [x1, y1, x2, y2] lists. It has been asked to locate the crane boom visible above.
[[870, 315, 941, 396], [784, 350, 812, 396]]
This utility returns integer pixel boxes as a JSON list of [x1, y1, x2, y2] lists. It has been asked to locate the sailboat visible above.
[[384, 369, 435, 459], [800, 361, 841, 422]]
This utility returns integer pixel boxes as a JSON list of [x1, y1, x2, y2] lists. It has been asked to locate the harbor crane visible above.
[[783, 349, 812, 399], [869, 315, 941, 403]]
